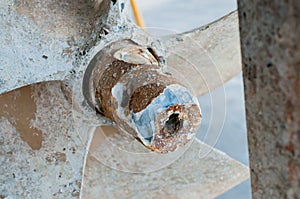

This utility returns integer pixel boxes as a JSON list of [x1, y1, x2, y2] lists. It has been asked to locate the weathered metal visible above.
[[0, 0, 110, 94], [0, 0, 250, 198], [0, 1, 241, 97], [0, 86, 42, 150], [162, 11, 241, 97], [0, 82, 88, 198], [82, 127, 250, 198], [85, 40, 201, 153], [238, 0, 300, 198], [0, 82, 250, 198]]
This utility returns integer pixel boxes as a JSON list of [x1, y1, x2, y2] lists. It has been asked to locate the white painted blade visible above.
[[161, 11, 241, 97], [81, 127, 249, 198], [0, 0, 110, 94], [0, 81, 92, 198], [0, 1, 68, 94]]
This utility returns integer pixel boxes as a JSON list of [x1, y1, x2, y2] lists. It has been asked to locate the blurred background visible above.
[[130, 0, 251, 198]]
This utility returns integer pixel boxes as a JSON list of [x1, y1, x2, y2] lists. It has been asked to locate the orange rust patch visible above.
[[129, 83, 165, 113], [152, 104, 201, 153], [167, 104, 182, 112], [96, 60, 138, 120]]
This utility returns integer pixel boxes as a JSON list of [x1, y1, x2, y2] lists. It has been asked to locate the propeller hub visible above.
[[85, 40, 202, 153]]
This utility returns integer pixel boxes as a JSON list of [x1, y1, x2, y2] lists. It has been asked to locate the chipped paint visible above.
[[0, 81, 89, 198], [0, 85, 42, 150]]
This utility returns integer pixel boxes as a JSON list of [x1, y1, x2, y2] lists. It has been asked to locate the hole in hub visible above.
[[161, 113, 183, 138]]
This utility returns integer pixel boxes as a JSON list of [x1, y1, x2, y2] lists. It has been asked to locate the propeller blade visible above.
[[0, 0, 110, 94], [0, 81, 92, 198], [161, 11, 241, 96], [82, 128, 249, 198]]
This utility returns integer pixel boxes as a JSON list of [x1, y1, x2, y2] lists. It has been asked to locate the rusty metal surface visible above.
[[238, 0, 300, 198], [87, 40, 201, 153]]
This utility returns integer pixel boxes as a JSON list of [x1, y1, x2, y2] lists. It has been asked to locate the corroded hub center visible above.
[[87, 40, 202, 153]]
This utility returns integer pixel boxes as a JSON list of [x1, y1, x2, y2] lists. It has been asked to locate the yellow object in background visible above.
[[130, 0, 145, 28]]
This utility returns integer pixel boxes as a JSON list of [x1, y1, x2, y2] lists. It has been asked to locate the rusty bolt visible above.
[[85, 40, 202, 153]]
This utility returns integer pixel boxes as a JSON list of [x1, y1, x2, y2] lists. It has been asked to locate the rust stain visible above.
[[285, 131, 300, 186], [129, 83, 165, 113], [0, 85, 43, 150], [287, 162, 295, 182], [45, 152, 67, 163]]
